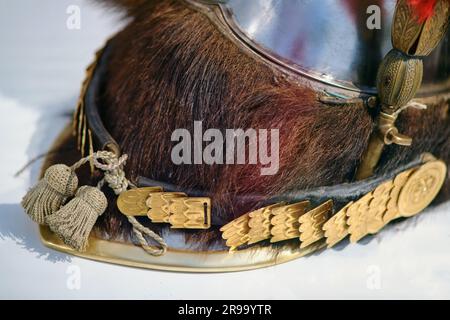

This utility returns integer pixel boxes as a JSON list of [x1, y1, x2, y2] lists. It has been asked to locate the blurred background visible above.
[[0, 0, 449, 299]]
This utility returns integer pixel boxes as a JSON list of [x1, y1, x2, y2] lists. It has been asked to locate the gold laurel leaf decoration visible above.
[[169, 197, 211, 229], [220, 214, 251, 251], [116, 187, 163, 216], [247, 203, 285, 245], [414, 0, 450, 56], [392, 0, 424, 55], [383, 168, 415, 223], [270, 201, 309, 243], [323, 202, 353, 248], [346, 181, 394, 243], [146, 192, 186, 223], [346, 193, 373, 243], [299, 200, 333, 248]]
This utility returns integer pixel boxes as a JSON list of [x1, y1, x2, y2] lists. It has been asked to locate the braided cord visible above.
[[71, 151, 168, 256]]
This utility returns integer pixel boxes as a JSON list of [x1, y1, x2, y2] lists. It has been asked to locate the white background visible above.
[[0, 0, 449, 299]]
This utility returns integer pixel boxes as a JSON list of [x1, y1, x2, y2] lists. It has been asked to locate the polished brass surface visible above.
[[322, 203, 353, 249], [397, 160, 447, 217], [117, 188, 212, 229], [270, 201, 309, 243], [39, 225, 325, 273], [169, 197, 212, 229], [356, 0, 449, 179], [379, 112, 412, 146], [376, 49, 423, 110], [222, 156, 446, 250], [117, 187, 163, 216], [298, 200, 333, 249], [356, 111, 413, 180], [247, 203, 284, 245], [355, 134, 386, 181]]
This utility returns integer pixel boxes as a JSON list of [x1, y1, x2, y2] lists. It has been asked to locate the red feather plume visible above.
[[406, 0, 438, 22]]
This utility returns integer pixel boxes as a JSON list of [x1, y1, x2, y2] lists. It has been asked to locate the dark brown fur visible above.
[[45, 0, 449, 249]]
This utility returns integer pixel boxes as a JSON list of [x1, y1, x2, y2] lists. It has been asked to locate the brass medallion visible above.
[[398, 161, 447, 217]]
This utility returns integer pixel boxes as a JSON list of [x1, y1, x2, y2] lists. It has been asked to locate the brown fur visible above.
[[45, 0, 449, 249]]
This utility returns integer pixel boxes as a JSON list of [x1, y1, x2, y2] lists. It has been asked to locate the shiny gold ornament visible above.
[[298, 200, 333, 248], [146, 192, 186, 222], [220, 157, 446, 251], [169, 197, 211, 229], [220, 214, 251, 251], [116, 187, 163, 216], [376, 49, 423, 110], [346, 181, 394, 243], [117, 188, 212, 229], [383, 168, 415, 223], [322, 202, 353, 248], [270, 201, 309, 243], [392, 0, 450, 56], [351, 159, 446, 242], [247, 203, 284, 245], [398, 160, 447, 217], [356, 0, 450, 179]]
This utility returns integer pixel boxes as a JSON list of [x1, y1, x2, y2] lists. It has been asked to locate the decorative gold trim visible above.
[[299, 200, 333, 248], [169, 197, 212, 229], [349, 160, 446, 243], [383, 168, 415, 223], [393, 0, 450, 56], [221, 157, 447, 250], [39, 225, 325, 273], [322, 202, 353, 248], [220, 214, 250, 251], [147, 192, 186, 223], [117, 188, 212, 229], [346, 182, 394, 243], [117, 187, 163, 216], [247, 203, 284, 245], [270, 201, 309, 243], [397, 160, 447, 217]]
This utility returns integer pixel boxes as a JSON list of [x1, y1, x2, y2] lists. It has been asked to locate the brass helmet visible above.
[[23, 0, 449, 272]]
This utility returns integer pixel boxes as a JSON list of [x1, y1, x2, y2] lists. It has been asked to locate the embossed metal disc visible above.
[[398, 161, 447, 217]]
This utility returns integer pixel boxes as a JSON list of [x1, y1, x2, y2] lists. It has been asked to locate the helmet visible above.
[[24, 0, 450, 272]]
